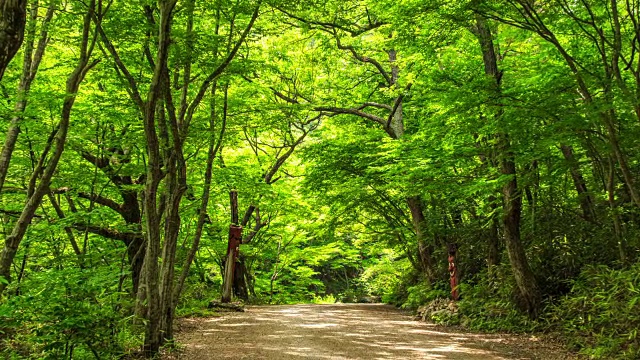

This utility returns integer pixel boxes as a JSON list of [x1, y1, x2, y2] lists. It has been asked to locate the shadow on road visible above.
[[167, 304, 568, 360]]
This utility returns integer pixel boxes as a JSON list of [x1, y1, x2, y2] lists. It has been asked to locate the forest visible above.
[[0, 0, 639, 358]]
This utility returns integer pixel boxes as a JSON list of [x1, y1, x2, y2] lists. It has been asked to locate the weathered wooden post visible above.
[[222, 190, 242, 303], [448, 243, 459, 301]]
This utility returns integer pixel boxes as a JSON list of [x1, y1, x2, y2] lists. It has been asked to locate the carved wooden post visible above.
[[222, 190, 242, 303]]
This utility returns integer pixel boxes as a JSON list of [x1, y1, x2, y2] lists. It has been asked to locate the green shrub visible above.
[[455, 268, 539, 332], [545, 264, 640, 359], [312, 294, 337, 304], [0, 265, 139, 359], [402, 282, 449, 309], [175, 281, 220, 317], [360, 255, 412, 306]]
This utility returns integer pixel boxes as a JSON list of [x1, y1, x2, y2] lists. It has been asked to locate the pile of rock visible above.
[[415, 298, 459, 324]]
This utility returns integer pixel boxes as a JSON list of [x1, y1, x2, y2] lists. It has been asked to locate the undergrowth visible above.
[[396, 263, 640, 359], [544, 264, 640, 359]]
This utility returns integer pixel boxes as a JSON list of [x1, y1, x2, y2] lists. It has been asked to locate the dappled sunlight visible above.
[[174, 304, 522, 359], [203, 318, 225, 323], [406, 328, 468, 336], [201, 329, 239, 335], [266, 334, 308, 338], [298, 323, 340, 328]]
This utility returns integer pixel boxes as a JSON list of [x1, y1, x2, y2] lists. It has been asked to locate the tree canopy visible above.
[[1, 0, 640, 358]]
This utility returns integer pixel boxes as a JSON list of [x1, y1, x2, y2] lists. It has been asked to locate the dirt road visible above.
[[166, 304, 575, 360]]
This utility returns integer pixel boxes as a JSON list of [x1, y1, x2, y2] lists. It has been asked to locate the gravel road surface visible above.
[[166, 303, 576, 360]]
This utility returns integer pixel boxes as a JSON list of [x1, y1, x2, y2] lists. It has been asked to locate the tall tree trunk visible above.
[[141, 103, 163, 355], [92, 1, 259, 354], [474, 15, 540, 316], [157, 89, 188, 341], [0, 0, 97, 294], [499, 135, 539, 315], [476, 136, 501, 275], [0, 0, 27, 81], [141, 47, 170, 360], [0, 0, 54, 194], [387, 49, 404, 139]]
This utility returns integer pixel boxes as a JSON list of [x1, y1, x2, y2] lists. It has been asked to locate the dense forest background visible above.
[[1, 0, 640, 358]]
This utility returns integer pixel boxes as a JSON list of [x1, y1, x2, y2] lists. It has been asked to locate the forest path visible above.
[[165, 304, 575, 360]]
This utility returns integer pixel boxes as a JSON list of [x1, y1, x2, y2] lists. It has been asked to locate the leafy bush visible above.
[[545, 264, 640, 359], [455, 268, 539, 332], [175, 281, 221, 317], [442, 263, 640, 359], [0, 265, 139, 359], [360, 254, 411, 305], [312, 294, 337, 304], [402, 282, 450, 309]]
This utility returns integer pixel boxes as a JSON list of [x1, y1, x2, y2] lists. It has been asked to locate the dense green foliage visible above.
[[1, 0, 640, 358]]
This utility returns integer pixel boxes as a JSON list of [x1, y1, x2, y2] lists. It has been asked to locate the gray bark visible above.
[[474, 14, 540, 316], [0, 0, 27, 80], [0, 1, 54, 194], [136, 2, 260, 354], [0, 0, 97, 294], [407, 196, 435, 282]]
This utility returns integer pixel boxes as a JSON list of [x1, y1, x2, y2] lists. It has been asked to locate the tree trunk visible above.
[[233, 256, 249, 300], [0, 0, 54, 195], [0, 1, 96, 294], [0, 0, 27, 81], [406, 196, 436, 282], [386, 50, 437, 282], [222, 224, 242, 303], [127, 236, 145, 294], [499, 135, 539, 315], [222, 190, 240, 303], [91, 1, 259, 354], [387, 49, 404, 139], [139, 1, 178, 353], [474, 14, 540, 316]]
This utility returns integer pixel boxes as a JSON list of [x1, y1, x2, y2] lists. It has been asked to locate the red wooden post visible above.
[[448, 243, 459, 301], [228, 225, 242, 259]]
